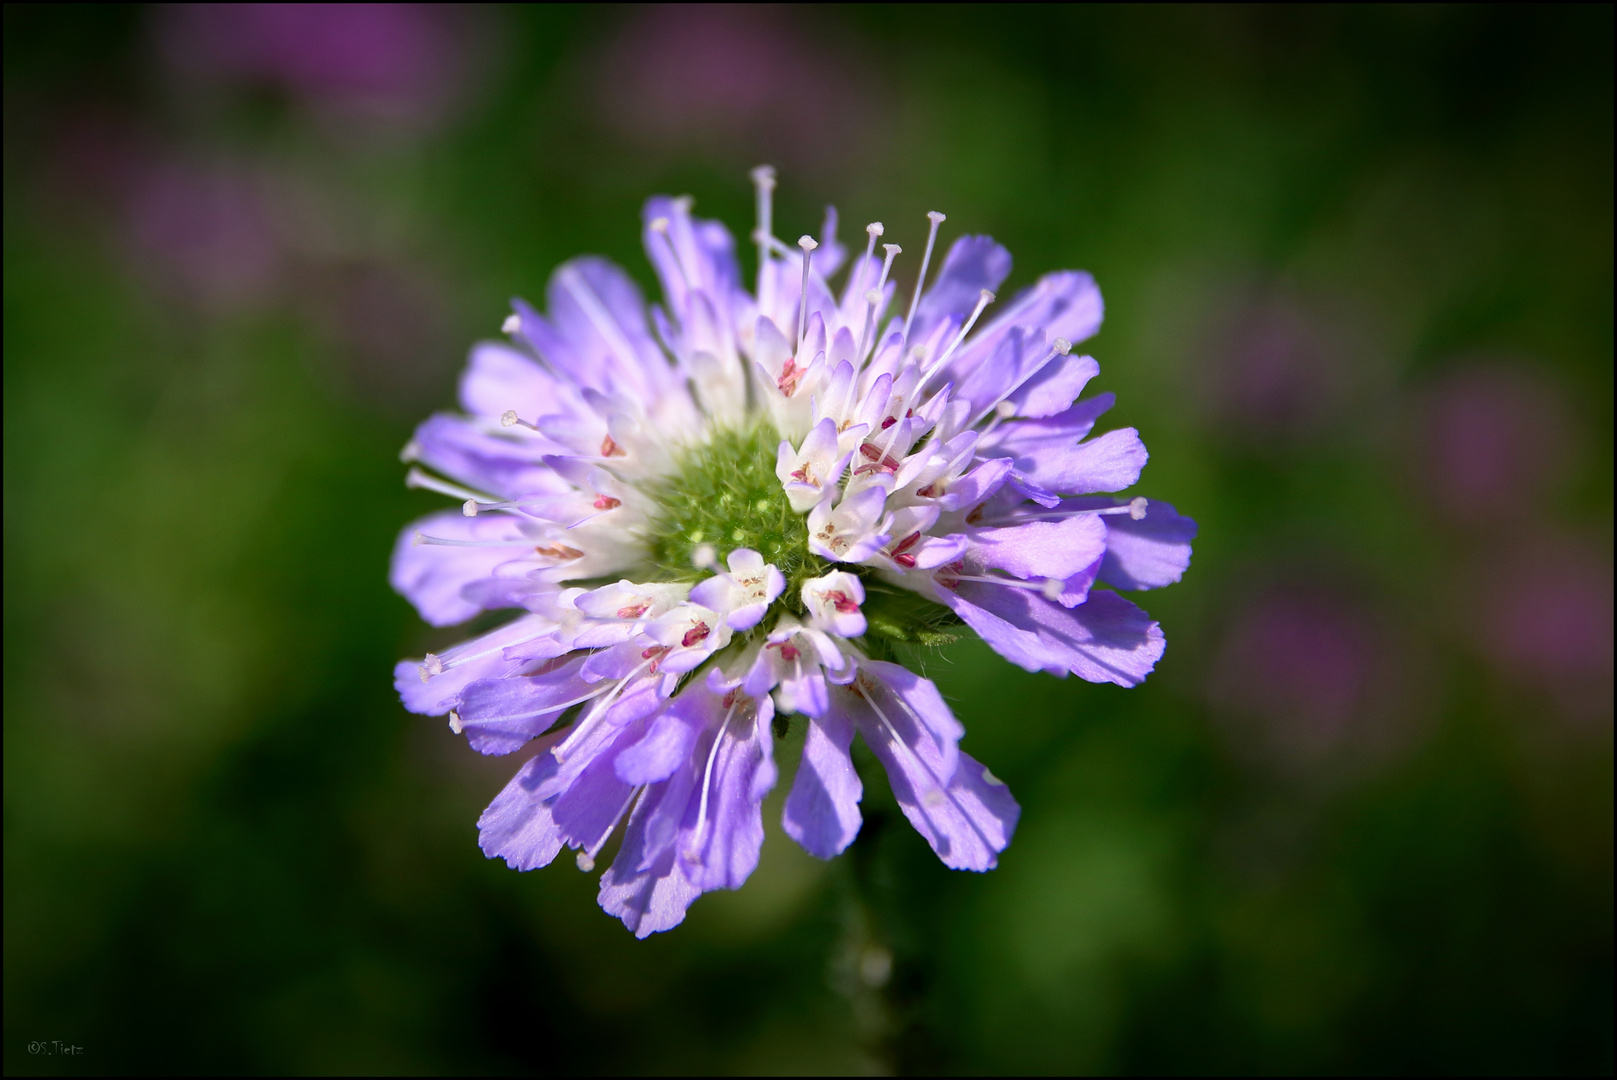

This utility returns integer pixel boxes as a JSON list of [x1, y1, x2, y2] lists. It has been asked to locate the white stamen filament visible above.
[[577, 784, 644, 872], [649, 216, 696, 292], [968, 337, 1072, 427], [414, 533, 544, 548], [566, 507, 621, 531], [919, 288, 996, 390], [752, 165, 777, 304], [795, 235, 819, 356], [862, 682, 949, 809], [946, 573, 1072, 594], [857, 242, 901, 363], [433, 627, 558, 673], [849, 222, 882, 312], [903, 211, 947, 345], [554, 658, 656, 764], [688, 698, 741, 860], [406, 467, 499, 505], [978, 498, 1149, 526]]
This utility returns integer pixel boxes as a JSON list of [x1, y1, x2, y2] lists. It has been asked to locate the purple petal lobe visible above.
[[615, 706, 700, 785], [837, 676, 1016, 871], [395, 614, 552, 715], [783, 708, 863, 859], [914, 235, 1013, 341], [477, 733, 568, 871], [968, 514, 1108, 582], [598, 789, 704, 939], [456, 655, 593, 755], [1065, 498, 1198, 590], [407, 413, 567, 498], [677, 692, 777, 891], [390, 510, 536, 627], [860, 660, 963, 783], [940, 584, 1165, 686]]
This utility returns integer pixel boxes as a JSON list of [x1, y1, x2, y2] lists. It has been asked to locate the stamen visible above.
[[688, 698, 741, 862], [751, 165, 776, 302], [692, 543, 718, 569], [849, 221, 882, 311], [554, 658, 655, 764], [501, 314, 520, 335], [795, 235, 819, 356], [861, 680, 948, 809], [903, 211, 947, 345], [499, 410, 543, 433], [919, 288, 995, 389], [857, 242, 902, 363], [649, 215, 696, 292], [968, 337, 1073, 427], [406, 467, 500, 506], [413, 532, 546, 549], [948, 572, 1072, 595], [981, 500, 1149, 526], [433, 627, 558, 673], [576, 784, 644, 872]]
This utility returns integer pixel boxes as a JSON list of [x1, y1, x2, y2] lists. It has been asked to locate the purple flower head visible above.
[[391, 171, 1194, 935]]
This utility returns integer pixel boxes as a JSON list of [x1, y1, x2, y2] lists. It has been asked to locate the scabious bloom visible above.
[[391, 169, 1195, 936]]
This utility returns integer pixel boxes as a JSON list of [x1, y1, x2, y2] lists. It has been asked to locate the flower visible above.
[[391, 170, 1195, 936]]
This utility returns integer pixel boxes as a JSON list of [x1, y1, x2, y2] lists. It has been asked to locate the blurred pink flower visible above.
[[588, 5, 881, 175], [1469, 533, 1613, 726], [1190, 286, 1361, 443], [156, 3, 468, 129], [1208, 585, 1422, 777], [1417, 363, 1573, 527], [125, 158, 281, 311]]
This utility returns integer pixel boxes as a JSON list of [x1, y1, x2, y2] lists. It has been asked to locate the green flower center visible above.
[[642, 418, 962, 651], [646, 420, 826, 602]]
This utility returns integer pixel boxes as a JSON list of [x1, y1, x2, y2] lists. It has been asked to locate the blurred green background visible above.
[[4, 4, 1611, 1074]]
